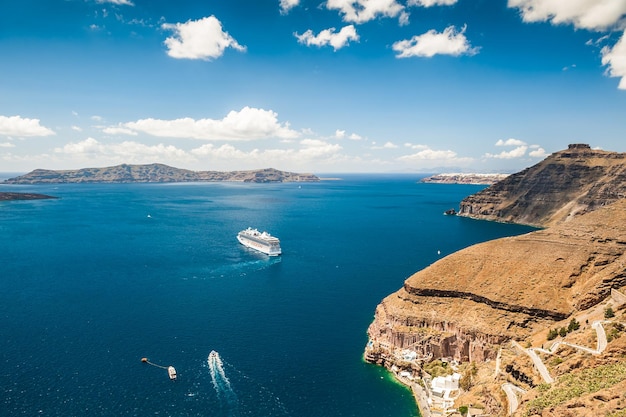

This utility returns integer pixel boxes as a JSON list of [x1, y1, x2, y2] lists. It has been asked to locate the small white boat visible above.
[[168, 366, 177, 380]]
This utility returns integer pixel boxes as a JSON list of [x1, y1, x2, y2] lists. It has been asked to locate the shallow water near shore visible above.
[[0, 175, 535, 416]]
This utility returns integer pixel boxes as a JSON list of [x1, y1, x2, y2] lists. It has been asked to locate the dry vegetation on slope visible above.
[[366, 145, 626, 417]]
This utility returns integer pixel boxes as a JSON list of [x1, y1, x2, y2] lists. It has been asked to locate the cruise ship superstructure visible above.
[[237, 227, 282, 256]]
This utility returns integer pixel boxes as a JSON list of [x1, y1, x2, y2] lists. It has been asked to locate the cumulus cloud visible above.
[[392, 25, 479, 58], [162, 16, 246, 60], [529, 145, 549, 158], [371, 141, 398, 149], [0, 142, 16, 148], [484, 146, 528, 159], [191, 139, 343, 166], [102, 126, 138, 136], [507, 0, 626, 31], [326, 0, 409, 25], [0, 115, 55, 137], [54, 138, 191, 164], [397, 145, 473, 167], [508, 0, 626, 89], [279, 0, 300, 14], [408, 0, 457, 6], [123, 107, 300, 140], [496, 138, 526, 146], [295, 25, 359, 50], [601, 30, 626, 89], [399, 148, 458, 160]]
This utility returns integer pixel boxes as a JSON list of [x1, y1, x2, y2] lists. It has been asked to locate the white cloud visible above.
[[0, 142, 16, 148], [191, 139, 343, 166], [54, 138, 191, 164], [399, 147, 459, 160], [601, 30, 626, 89], [371, 141, 398, 149], [349, 133, 362, 140], [408, 0, 457, 6], [279, 0, 300, 14], [397, 145, 473, 167], [529, 146, 549, 158], [162, 16, 246, 60], [495, 138, 526, 146], [95, 0, 134, 5], [507, 0, 626, 31], [392, 25, 479, 58], [295, 25, 359, 51], [72, 126, 83, 132], [326, 0, 408, 25], [103, 126, 139, 136], [0, 115, 55, 137], [335, 129, 346, 139], [91, 115, 104, 122], [484, 145, 528, 159], [123, 107, 300, 140]]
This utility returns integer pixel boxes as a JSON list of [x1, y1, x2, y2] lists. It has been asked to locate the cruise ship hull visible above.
[[237, 229, 282, 256]]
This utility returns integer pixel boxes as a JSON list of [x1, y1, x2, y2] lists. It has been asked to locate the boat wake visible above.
[[208, 350, 240, 417], [202, 351, 290, 417], [207, 256, 282, 279]]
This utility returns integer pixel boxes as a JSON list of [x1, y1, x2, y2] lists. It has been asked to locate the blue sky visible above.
[[1, 0, 625, 173]]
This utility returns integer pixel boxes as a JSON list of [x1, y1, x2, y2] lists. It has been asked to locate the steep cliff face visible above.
[[366, 199, 626, 364], [458, 144, 626, 227]]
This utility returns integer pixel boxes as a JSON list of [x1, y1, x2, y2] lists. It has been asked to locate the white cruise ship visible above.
[[237, 227, 282, 256]]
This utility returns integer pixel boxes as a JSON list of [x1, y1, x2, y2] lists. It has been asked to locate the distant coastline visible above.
[[3, 164, 319, 184], [421, 173, 509, 185]]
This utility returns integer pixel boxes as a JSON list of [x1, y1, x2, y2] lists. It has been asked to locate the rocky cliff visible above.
[[366, 145, 626, 416], [367, 199, 626, 366], [458, 144, 626, 227], [3, 164, 319, 184]]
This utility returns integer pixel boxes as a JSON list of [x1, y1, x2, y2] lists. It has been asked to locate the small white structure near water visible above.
[[429, 373, 461, 415]]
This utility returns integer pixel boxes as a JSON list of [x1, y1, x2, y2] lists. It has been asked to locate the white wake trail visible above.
[[208, 350, 240, 416]]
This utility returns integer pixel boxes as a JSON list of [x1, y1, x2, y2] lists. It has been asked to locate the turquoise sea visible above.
[[0, 175, 534, 416]]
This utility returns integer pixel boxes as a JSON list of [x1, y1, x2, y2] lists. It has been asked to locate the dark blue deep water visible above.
[[0, 175, 534, 416]]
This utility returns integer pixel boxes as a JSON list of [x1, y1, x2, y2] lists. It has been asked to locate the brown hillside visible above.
[[367, 198, 626, 364], [458, 144, 626, 227]]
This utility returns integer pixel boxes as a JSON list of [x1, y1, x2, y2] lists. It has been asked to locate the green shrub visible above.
[[567, 318, 580, 332], [605, 306, 616, 319], [547, 329, 558, 340]]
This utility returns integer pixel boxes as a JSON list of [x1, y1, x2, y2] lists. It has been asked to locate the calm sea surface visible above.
[[0, 175, 535, 416]]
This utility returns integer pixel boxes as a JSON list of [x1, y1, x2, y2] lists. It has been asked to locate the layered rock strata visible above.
[[458, 144, 626, 227], [366, 199, 626, 365]]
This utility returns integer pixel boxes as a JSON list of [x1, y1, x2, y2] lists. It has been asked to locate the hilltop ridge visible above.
[[458, 144, 626, 227], [2, 164, 319, 184]]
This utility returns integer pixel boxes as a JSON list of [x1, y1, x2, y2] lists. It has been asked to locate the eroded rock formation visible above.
[[458, 144, 626, 227], [367, 198, 626, 364]]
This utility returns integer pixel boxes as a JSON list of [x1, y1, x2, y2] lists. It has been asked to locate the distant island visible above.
[[0, 192, 57, 201], [3, 164, 320, 184], [421, 173, 509, 185]]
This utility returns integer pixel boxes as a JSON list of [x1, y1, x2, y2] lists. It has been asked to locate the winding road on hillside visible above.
[[504, 320, 611, 415]]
